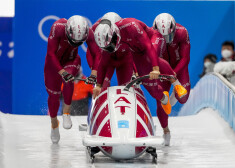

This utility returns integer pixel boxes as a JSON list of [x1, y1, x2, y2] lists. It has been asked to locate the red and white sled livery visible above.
[[83, 86, 163, 160]]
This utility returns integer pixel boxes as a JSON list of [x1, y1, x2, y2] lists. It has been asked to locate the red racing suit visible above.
[[115, 18, 178, 129], [136, 19, 182, 129], [86, 20, 100, 71], [115, 18, 175, 98], [165, 23, 190, 104], [153, 23, 191, 103], [150, 24, 190, 128], [86, 19, 115, 88], [96, 43, 134, 87], [44, 18, 99, 118]]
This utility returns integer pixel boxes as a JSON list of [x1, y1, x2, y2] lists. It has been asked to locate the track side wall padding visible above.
[[179, 73, 235, 131]]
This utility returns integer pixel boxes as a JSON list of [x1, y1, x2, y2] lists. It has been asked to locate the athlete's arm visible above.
[[133, 23, 159, 67], [86, 47, 93, 69], [174, 29, 190, 74], [96, 52, 110, 86], [151, 34, 166, 62], [46, 23, 63, 73], [132, 23, 160, 79], [86, 29, 101, 72], [93, 52, 110, 99]]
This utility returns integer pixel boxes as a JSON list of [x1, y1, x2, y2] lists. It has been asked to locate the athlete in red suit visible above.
[[96, 41, 134, 87], [93, 18, 187, 117], [153, 14, 190, 104], [86, 12, 122, 88], [44, 15, 100, 143], [152, 13, 191, 145]]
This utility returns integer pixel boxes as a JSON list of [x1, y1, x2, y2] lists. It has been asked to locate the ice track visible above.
[[0, 108, 235, 168]]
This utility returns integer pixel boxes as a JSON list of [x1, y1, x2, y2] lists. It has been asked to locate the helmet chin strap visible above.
[[68, 39, 83, 47]]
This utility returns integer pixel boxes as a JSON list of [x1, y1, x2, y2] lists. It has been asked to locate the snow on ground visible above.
[[0, 108, 235, 168]]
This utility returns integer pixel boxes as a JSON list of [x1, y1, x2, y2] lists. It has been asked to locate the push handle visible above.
[[73, 77, 97, 85], [124, 74, 176, 91]]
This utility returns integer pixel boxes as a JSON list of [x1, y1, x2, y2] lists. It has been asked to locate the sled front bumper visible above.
[[83, 135, 163, 147]]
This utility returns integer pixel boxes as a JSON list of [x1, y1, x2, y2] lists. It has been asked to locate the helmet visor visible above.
[[163, 29, 175, 43], [102, 32, 117, 53], [66, 29, 85, 47]]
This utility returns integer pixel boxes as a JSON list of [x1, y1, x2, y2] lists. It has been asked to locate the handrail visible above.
[[179, 73, 235, 131], [210, 72, 235, 92]]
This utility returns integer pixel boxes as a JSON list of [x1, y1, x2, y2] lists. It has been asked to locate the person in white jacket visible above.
[[214, 41, 235, 84]]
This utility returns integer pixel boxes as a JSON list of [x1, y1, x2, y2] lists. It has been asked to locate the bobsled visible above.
[[80, 75, 174, 161]]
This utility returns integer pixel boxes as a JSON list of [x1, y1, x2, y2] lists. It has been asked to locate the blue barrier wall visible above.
[[13, 0, 234, 115], [0, 17, 13, 113], [179, 73, 235, 131]]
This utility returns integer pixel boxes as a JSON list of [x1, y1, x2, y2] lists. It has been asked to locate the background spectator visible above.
[[220, 41, 234, 61], [214, 41, 235, 84], [200, 54, 217, 78]]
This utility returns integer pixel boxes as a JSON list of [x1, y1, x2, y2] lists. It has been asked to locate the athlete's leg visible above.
[[156, 79, 172, 146], [44, 67, 62, 129], [156, 100, 169, 128], [156, 80, 171, 128], [60, 57, 81, 129], [116, 62, 133, 86], [158, 58, 187, 99], [158, 58, 175, 76], [134, 54, 171, 113], [142, 82, 164, 101], [175, 68, 191, 104], [102, 66, 115, 89], [62, 57, 81, 114]]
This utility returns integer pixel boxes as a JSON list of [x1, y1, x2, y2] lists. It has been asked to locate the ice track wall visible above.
[[179, 73, 235, 131]]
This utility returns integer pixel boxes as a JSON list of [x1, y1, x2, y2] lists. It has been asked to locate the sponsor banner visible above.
[[0, 17, 13, 113]]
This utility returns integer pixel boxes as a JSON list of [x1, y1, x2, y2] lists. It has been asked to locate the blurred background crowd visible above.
[[200, 41, 235, 85]]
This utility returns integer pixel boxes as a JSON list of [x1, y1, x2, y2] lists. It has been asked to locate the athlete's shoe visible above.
[[63, 113, 72, 129], [51, 120, 60, 144], [161, 91, 171, 115], [174, 85, 187, 98], [163, 132, 171, 146]]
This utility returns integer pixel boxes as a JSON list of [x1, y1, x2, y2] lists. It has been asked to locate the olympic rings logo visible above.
[[38, 15, 92, 52]]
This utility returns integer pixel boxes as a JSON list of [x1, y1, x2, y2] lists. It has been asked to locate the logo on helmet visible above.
[[38, 15, 92, 52], [94, 19, 121, 53], [153, 13, 176, 43]]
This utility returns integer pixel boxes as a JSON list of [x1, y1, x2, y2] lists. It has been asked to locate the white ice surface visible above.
[[0, 108, 235, 168]]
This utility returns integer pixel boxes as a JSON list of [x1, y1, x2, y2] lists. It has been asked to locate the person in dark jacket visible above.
[[200, 54, 217, 78]]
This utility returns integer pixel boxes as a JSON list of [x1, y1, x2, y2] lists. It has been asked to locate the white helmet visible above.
[[101, 12, 121, 23], [94, 19, 121, 53], [66, 15, 89, 46], [153, 13, 176, 43]]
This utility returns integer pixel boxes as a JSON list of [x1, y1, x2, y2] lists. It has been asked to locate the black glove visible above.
[[85, 75, 97, 84], [61, 71, 74, 83]]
